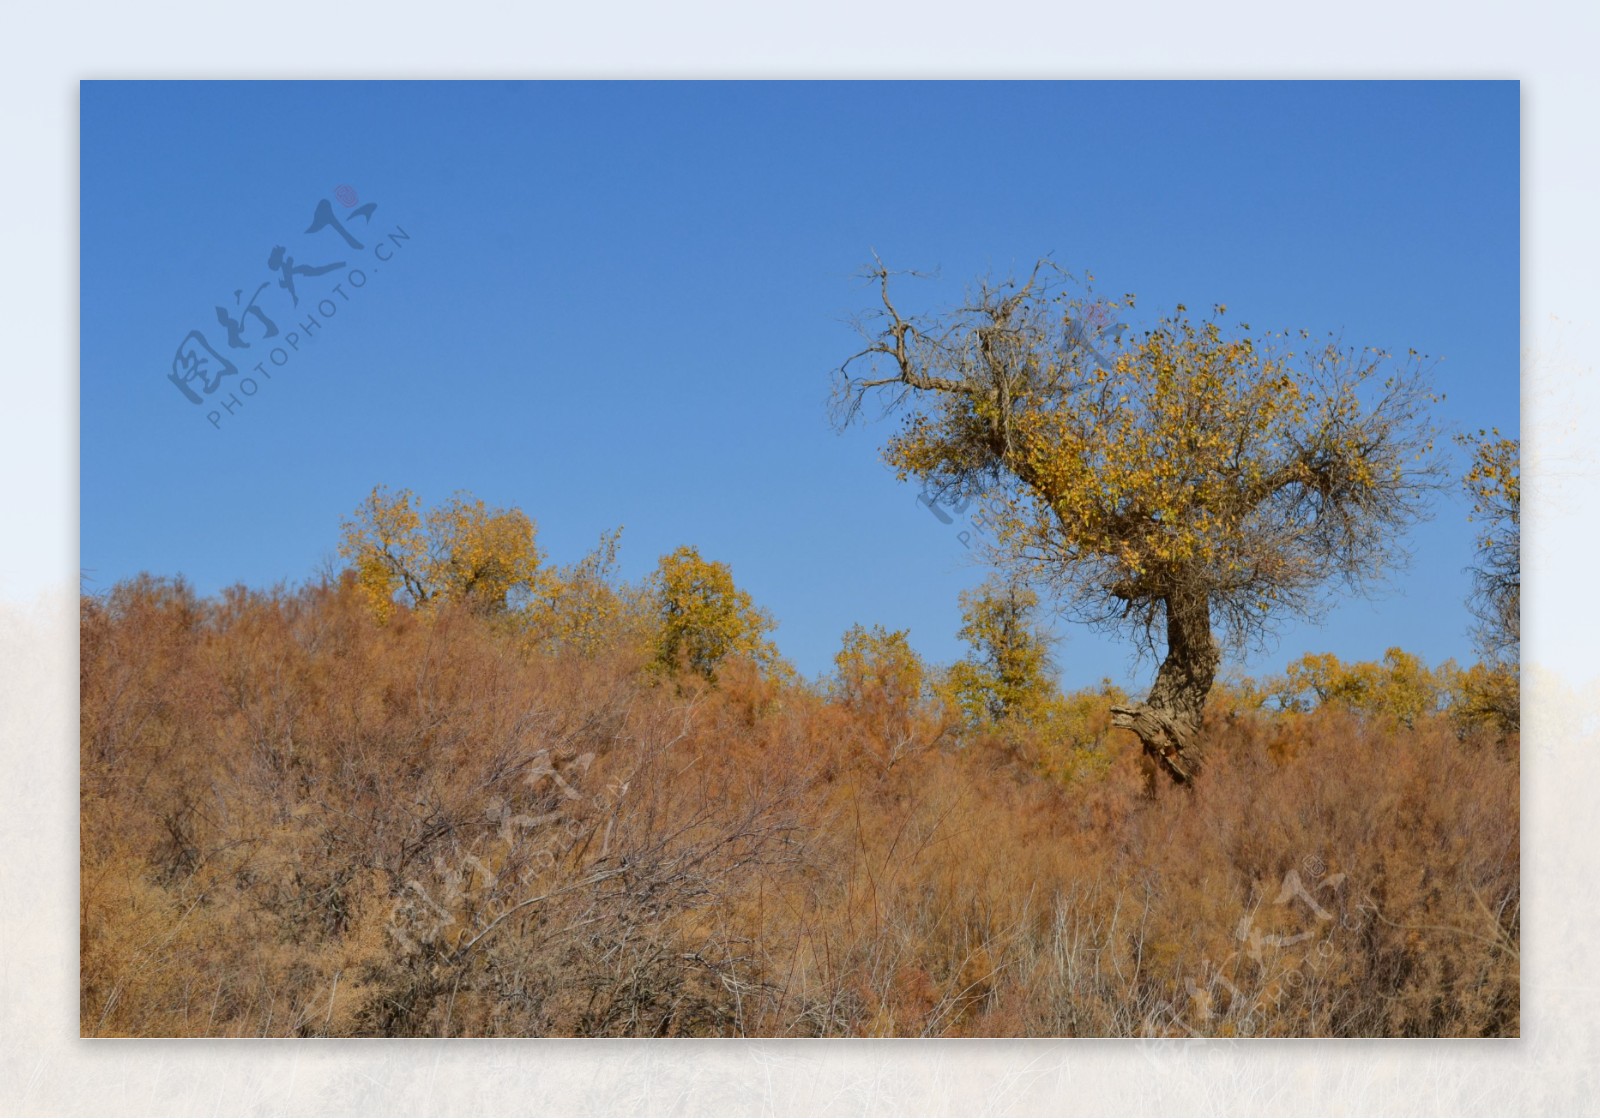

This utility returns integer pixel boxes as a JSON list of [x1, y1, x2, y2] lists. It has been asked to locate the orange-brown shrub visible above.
[[81, 575, 1518, 1036]]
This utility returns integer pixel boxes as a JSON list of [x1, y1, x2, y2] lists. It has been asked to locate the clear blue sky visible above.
[[80, 80, 1519, 689]]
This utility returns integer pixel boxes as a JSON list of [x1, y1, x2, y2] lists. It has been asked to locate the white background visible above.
[[2, 3, 1594, 1114]]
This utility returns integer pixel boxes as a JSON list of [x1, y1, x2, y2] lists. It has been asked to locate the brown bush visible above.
[[81, 575, 1517, 1036]]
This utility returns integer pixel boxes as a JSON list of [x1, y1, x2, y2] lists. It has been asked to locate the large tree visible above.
[[834, 261, 1440, 784]]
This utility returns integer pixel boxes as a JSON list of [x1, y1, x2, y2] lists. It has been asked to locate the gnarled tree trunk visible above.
[[1111, 589, 1219, 786]]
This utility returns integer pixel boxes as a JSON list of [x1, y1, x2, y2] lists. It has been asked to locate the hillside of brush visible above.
[[80, 573, 1518, 1037]]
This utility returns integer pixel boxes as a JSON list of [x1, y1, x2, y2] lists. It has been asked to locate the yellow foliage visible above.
[[833, 624, 948, 765], [834, 624, 924, 710], [886, 314, 1417, 613], [1273, 648, 1450, 729], [1222, 647, 1518, 746], [1462, 430, 1521, 518], [522, 527, 636, 657], [339, 486, 544, 620], [1449, 660, 1520, 737], [649, 545, 780, 681], [939, 576, 1062, 728], [1456, 429, 1520, 659], [1028, 680, 1126, 786]]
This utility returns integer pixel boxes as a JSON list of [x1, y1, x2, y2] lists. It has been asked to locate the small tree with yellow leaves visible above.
[[649, 545, 779, 681], [942, 576, 1062, 729], [835, 260, 1440, 783], [339, 486, 544, 621]]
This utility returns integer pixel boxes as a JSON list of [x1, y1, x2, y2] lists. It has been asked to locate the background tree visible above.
[[835, 260, 1440, 783], [650, 545, 779, 680], [833, 624, 939, 765], [1458, 429, 1520, 659], [339, 486, 544, 621], [942, 576, 1062, 729], [523, 527, 634, 657], [1454, 429, 1520, 732], [1272, 648, 1452, 729], [835, 624, 924, 710]]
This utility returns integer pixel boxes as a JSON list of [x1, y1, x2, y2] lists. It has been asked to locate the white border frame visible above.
[[6, 4, 1594, 1113]]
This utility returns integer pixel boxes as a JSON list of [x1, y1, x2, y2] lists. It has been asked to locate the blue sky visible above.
[[80, 80, 1519, 688]]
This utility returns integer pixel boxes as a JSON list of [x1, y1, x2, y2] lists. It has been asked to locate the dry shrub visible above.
[[81, 576, 1517, 1036]]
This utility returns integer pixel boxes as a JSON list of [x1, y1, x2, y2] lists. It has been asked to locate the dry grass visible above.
[[81, 575, 1518, 1036]]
